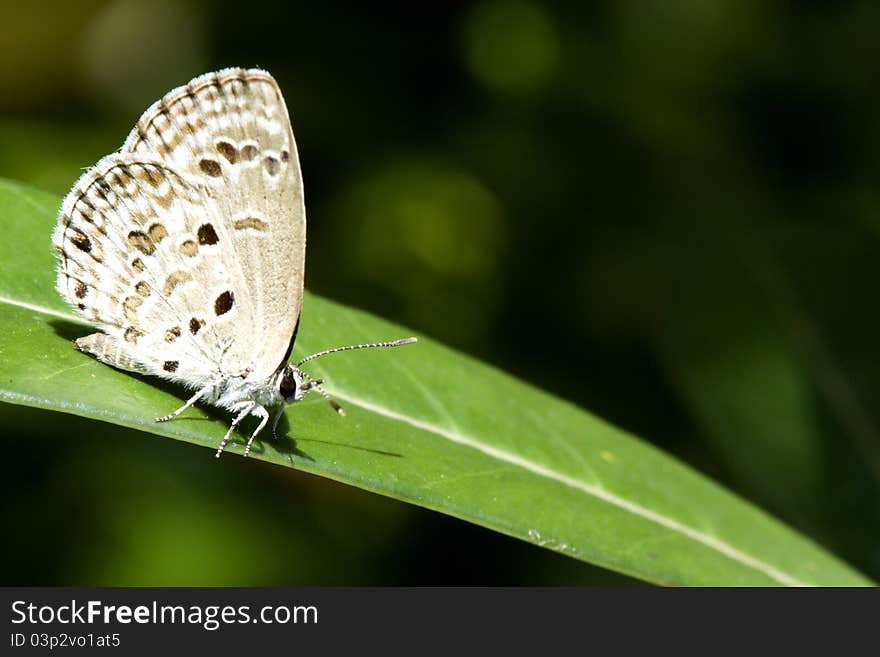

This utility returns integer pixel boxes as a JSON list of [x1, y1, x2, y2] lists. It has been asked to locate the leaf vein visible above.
[[334, 389, 807, 587]]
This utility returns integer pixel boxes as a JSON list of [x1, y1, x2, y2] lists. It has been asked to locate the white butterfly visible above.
[[52, 68, 415, 457]]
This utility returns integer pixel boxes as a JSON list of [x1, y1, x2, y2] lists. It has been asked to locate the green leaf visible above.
[[0, 177, 871, 586]]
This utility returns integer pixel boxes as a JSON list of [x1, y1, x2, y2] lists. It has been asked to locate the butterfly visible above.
[[52, 68, 416, 458]]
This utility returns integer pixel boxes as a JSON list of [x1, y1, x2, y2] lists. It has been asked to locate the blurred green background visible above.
[[3, 0, 880, 585]]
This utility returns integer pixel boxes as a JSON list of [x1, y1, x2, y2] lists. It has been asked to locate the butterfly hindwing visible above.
[[53, 154, 236, 386]]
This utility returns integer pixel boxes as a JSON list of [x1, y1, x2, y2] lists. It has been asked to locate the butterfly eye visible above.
[[279, 371, 297, 399]]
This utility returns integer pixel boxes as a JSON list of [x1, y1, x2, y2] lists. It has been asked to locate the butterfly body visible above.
[[52, 68, 415, 457]]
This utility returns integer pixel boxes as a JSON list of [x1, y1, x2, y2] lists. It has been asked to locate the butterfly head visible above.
[[277, 364, 306, 403], [274, 363, 345, 416]]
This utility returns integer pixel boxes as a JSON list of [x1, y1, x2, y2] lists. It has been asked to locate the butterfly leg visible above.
[[215, 401, 256, 458], [243, 405, 270, 458], [154, 384, 212, 423], [270, 405, 286, 439]]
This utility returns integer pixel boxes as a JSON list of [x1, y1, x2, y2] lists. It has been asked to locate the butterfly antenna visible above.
[[296, 337, 417, 367], [300, 372, 346, 416]]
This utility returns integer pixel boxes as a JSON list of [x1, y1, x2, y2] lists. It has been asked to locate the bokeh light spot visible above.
[[78, 0, 208, 114], [460, 0, 560, 93], [335, 160, 507, 344]]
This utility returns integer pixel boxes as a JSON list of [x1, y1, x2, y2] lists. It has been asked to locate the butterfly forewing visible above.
[[54, 68, 306, 385], [123, 68, 305, 379]]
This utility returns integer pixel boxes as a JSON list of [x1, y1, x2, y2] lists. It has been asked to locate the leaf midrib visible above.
[[334, 389, 804, 586], [1, 293, 807, 586]]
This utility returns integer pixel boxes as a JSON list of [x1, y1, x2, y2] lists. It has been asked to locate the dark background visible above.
[[2, 1, 879, 584]]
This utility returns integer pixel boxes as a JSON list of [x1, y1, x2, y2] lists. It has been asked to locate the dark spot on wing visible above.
[[112, 167, 132, 188], [189, 317, 204, 335], [179, 239, 198, 257], [123, 296, 143, 321], [197, 223, 219, 245], [147, 223, 168, 243], [199, 158, 222, 177], [124, 327, 142, 345], [127, 231, 155, 255], [214, 290, 234, 316], [144, 165, 165, 187], [163, 360, 179, 373], [263, 156, 280, 176], [216, 141, 237, 164], [70, 232, 91, 253]]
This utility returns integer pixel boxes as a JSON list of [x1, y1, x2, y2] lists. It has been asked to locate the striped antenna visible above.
[[296, 337, 417, 367]]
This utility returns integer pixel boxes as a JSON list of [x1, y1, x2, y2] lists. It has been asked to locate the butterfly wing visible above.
[[54, 154, 234, 386], [54, 68, 305, 384]]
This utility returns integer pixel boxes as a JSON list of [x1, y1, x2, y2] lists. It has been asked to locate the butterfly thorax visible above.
[[208, 363, 304, 412]]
